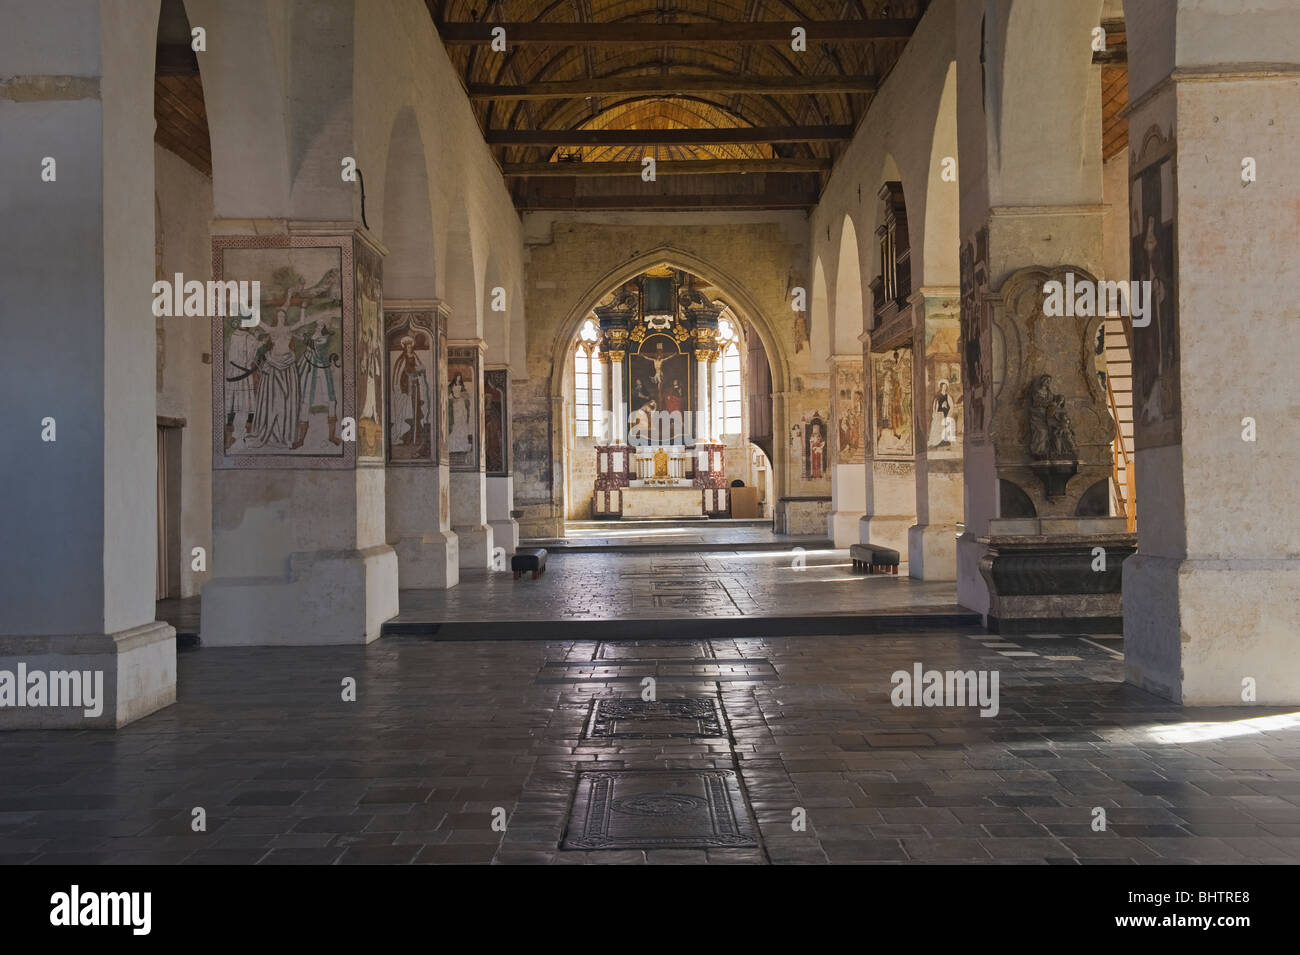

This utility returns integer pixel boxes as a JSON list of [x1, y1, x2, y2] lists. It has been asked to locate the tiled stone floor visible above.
[[526, 520, 830, 551], [3, 630, 1299, 864], [389, 549, 959, 625]]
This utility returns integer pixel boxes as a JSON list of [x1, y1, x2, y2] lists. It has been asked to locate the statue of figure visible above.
[[1026, 374, 1054, 459], [1048, 394, 1077, 459], [1026, 374, 1077, 461]]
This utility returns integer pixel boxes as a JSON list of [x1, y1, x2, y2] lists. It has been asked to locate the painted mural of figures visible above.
[[928, 379, 956, 448], [629, 400, 656, 445], [808, 421, 825, 479], [879, 361, 895, 432], [225, 317, 261, 450], [790, 423, 804, 477], [448, 373, 473, 454], [1139, 214, 1170, 424], [250, 302, 315, 449], [632, 377, 651, 409], [391, 335, 430, 446], [359, 322, 382, 422], [298, 320, 341, 446], [888, 350, 906, 439]]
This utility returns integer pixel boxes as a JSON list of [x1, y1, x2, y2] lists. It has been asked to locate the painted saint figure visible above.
[[225, 317, 261, 450], [250, 300, 316, 449], [448, 373, 473, 455], [808, 421, 825, 479], [391, 335, 430, 446], [928, 379, 955, 448], [298, 320, 341, 446]]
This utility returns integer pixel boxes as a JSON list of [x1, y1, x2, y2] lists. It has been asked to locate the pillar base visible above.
[[858, 514, 913, 556], [1124, 554, 1300, 705], [489, 519, 519, 556], [829, 509, 865, 548], [454, 524, 494, 570], [908, 522, 960, 581], [201, 545, 398, 645], [978, 533, 1135, 634], [0, 621, 176, 729], [393, 531, 459, 589]]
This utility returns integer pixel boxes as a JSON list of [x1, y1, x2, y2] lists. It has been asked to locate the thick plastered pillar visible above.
[[1121, 0, 1300, 704]]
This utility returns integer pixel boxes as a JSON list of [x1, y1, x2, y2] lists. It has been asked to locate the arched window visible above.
[[713, 316, 743, 436], [574, 318, 602, 437]]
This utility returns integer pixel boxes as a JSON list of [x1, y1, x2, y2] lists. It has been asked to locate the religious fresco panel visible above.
[[447, 346, 480, 471], [384, 310, 436, 465], [923, 324, 963, 457], [484, 369, 508, 476], [834, 361, 865, 465], [211, 236, 353, 469], [1130, 126, 1180, 450], [872, 345, 914, 458], [354, 241, 384, 461]]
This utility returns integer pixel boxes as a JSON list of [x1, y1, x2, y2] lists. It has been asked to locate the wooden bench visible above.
[[511, 548, 548, 580], [849, 543, 900, 575]]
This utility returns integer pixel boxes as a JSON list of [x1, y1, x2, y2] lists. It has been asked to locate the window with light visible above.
[[713, 316, 743, 436], [574, 318, 602, 438]]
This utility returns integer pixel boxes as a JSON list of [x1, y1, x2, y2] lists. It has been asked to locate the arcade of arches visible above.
[[3, 0, 1298, 750]]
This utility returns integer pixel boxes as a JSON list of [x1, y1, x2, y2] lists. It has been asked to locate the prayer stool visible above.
[[512, 548, 548, 580], [849, 543, 900, 575]]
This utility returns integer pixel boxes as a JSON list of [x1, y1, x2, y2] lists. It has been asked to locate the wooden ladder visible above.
[[1103, 316, 1136, 532]]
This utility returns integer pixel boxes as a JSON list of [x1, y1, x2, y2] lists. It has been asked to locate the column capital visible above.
[[385, 298, 453, 322]]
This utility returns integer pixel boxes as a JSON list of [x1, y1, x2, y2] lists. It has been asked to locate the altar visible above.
[[585, 269, 731, 521], [622, 446, 703, 518]]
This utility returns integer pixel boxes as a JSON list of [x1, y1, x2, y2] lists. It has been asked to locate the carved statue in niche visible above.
[[1025, 373, 1078, 499], [1026, 374, 1076, 460]]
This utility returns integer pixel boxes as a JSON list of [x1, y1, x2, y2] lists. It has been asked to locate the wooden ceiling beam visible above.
[[503, 157, 831, 176], [439, 20, 917, 45], [513, 191, 817, 210], [469, 74, 876, 100], [486, 124, 852, 146]]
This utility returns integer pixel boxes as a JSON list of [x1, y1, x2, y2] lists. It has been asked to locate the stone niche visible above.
[[979, 265, 1135, 631]]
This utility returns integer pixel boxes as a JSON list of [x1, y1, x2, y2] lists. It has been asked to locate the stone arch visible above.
[[184, 0, 293, 217], [483, 248, 508, 359], [921, 61, 961, 289], [832, 215, 866, 355], [548, 247, 791, 398], [442, 197, 477, 338], [547, 246, 794, 526], [379, 106, 437, 300], [810, 256, 830, 364]]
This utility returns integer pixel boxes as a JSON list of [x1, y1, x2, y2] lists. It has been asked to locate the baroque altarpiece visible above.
[[591, 269, 728, 519]]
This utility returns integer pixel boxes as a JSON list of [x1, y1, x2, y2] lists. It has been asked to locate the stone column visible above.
[[696, 349, 712, 443], [0, 3, 175, 726], [1121, 3, 1300, 704], [828, 355, 866, 546], [448, 338, 493, 568], [201, 226, 399, 645], [952, 0, 1132, 628], [384, 300, 458, 588], [484, 367, 518, 555], [609, 356, 626, 444], [858, 327, 918, 557], [907, 288, 964, 580]]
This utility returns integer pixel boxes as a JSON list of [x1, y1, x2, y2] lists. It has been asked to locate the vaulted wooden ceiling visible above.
[[429, 0, 927, 210]]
